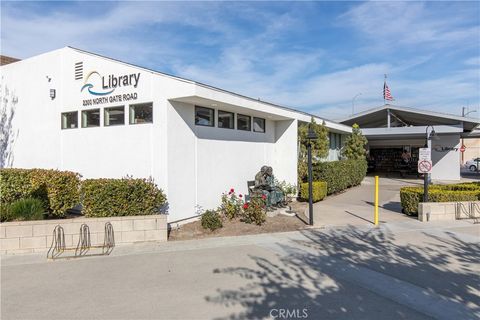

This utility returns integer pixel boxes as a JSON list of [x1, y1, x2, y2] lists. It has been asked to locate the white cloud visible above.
[[340, 1, 480, 49], [1, 1, 478, 121]]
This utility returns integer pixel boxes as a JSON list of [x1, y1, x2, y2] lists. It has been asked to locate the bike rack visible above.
[[47, 222, 115, 260], [469, 202, 480, 224], [455, 202, 480, 224]]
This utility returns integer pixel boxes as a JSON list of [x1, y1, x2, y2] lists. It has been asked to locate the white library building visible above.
[[0, 47, 351, 222]]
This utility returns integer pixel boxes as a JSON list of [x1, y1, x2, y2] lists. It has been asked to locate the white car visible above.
[[466, 158, 480, 171]]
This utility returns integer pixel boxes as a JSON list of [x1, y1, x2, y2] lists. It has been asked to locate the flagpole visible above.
[[384, 74, 387, 105]]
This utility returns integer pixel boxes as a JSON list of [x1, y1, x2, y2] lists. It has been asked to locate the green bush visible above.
[[201, 210, 223, 231], [9, 198, 45, 221], [312, 160, 367, 194], [0, 168, 81, 218], [242, 196, 267, 225], [220, 189, 242, 220], [0, 203, 13, 222], [400, 183, 480, 215], [81, 177, 166, 217], [299, 181, 327, 202]]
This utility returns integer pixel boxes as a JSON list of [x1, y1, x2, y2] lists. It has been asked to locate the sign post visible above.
[[418, 148, 432, 202]]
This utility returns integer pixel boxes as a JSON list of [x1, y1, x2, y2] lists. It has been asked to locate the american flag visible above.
[[383, 81, 394, 101]]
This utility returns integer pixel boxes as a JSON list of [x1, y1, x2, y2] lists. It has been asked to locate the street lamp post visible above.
[[306, 125, 318, 226], [352, 93, 362, 116], [423, 125, 436, 202]]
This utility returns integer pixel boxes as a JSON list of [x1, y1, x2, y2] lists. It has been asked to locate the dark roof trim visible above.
[[339, 104, 480, 125]]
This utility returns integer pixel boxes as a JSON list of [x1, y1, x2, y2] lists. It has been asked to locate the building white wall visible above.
[[1, 47, 351, 223], [1, 50, 63, 169], [431, 134, 461, 181], [166, 102, 298, 222]]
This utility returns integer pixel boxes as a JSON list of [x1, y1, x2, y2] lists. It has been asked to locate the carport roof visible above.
[[340, 104, 480, 131]]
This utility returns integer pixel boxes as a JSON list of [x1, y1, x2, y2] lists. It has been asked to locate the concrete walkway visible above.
[[312, 176, 422, 227], [1, 219, 479, 320]]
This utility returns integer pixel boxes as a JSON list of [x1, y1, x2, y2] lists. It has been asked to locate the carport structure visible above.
[[340, 104, 480, 181]]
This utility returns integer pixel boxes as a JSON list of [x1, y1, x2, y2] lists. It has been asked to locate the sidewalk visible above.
[[312, 176, 421, 227], [2, 219, 478, 320]]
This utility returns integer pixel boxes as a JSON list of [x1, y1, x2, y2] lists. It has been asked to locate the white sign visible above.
[[419, 148, 431, 161], [418, 160, 433, 174]]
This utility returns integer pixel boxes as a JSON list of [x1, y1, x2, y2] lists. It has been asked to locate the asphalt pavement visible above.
[[1, 219, 479, 320]]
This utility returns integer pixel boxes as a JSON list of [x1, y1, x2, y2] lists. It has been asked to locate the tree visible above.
[[297, 118, 329, 183], [342, 123, 368, 160]]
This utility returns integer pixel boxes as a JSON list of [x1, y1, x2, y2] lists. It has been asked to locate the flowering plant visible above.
[[241, 195, 267, 225], [220, 188, 243, 220]]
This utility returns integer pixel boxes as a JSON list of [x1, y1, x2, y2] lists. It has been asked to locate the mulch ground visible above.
[[168, 201, 309, 241]]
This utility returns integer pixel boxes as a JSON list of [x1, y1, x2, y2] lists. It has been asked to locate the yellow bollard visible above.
[[374, 176, 379, 226]]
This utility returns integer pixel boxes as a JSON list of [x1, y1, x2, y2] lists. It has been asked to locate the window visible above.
[[130, 103, 153, 124], [61, 111, 78, 129], [195, 106, 214, 127], [81, 109, 100, 128], [218, 110, 234, 129], [253, 117, 265, 133], [104, 106, 125, 126], [237, 114, 251, 131]]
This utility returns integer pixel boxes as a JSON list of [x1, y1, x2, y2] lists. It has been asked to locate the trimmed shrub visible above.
[[201, 210, 223, 231], [0, 169, 36, 206], [9, 198, 45, 221], [400, 183, 480, 215], [299, 181, 327, 202], [0, 168, 81, 218], [0, 203, 13, 222], [312, 160, 367, 194], [81, 177, 166, 217], [242, 196, 267, 225], [30, 169, 81, 217]]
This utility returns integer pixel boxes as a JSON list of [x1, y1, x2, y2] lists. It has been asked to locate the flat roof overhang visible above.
[[362, 125, 462, 140], [340, 104, 480, 132], [170, 95, 293, 121], [170, 85, 351, 134]]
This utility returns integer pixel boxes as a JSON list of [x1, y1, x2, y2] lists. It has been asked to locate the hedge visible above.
[[299, 181, 327, 202], [312, 160, 367, 194], [0, 168, 81, 218], [400, 183, 480, 215], [81, 177, 166, 217]]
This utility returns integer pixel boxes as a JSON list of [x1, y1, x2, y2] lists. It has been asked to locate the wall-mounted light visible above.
[[50, 89, 56, 100]]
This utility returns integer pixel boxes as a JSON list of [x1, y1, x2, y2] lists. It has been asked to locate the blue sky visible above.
[[1, 1, 479, 120]]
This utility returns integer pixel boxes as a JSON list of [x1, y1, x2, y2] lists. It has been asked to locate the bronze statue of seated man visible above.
[[253, 166, 285, 208]]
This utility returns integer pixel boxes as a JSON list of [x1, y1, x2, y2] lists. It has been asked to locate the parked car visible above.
[[465, 158, 480, 171]]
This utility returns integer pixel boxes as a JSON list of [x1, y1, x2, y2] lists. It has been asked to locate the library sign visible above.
[[81, 70, 141, 106]]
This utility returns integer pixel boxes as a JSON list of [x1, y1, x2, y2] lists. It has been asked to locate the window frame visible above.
[[104, 105, 125, 127], [129, 102, 153, 125], [237, 114, 252, 131], [195, 105, 215, 127], [253, 117, 266, 133], [217, 110, 235, 129], [61, 111, 78, 130], [81, 108, 101, 128]]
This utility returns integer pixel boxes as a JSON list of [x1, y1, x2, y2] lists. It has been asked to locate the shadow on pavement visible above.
[[206, 227, 479, 320], [344, 210, 373, 224]]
